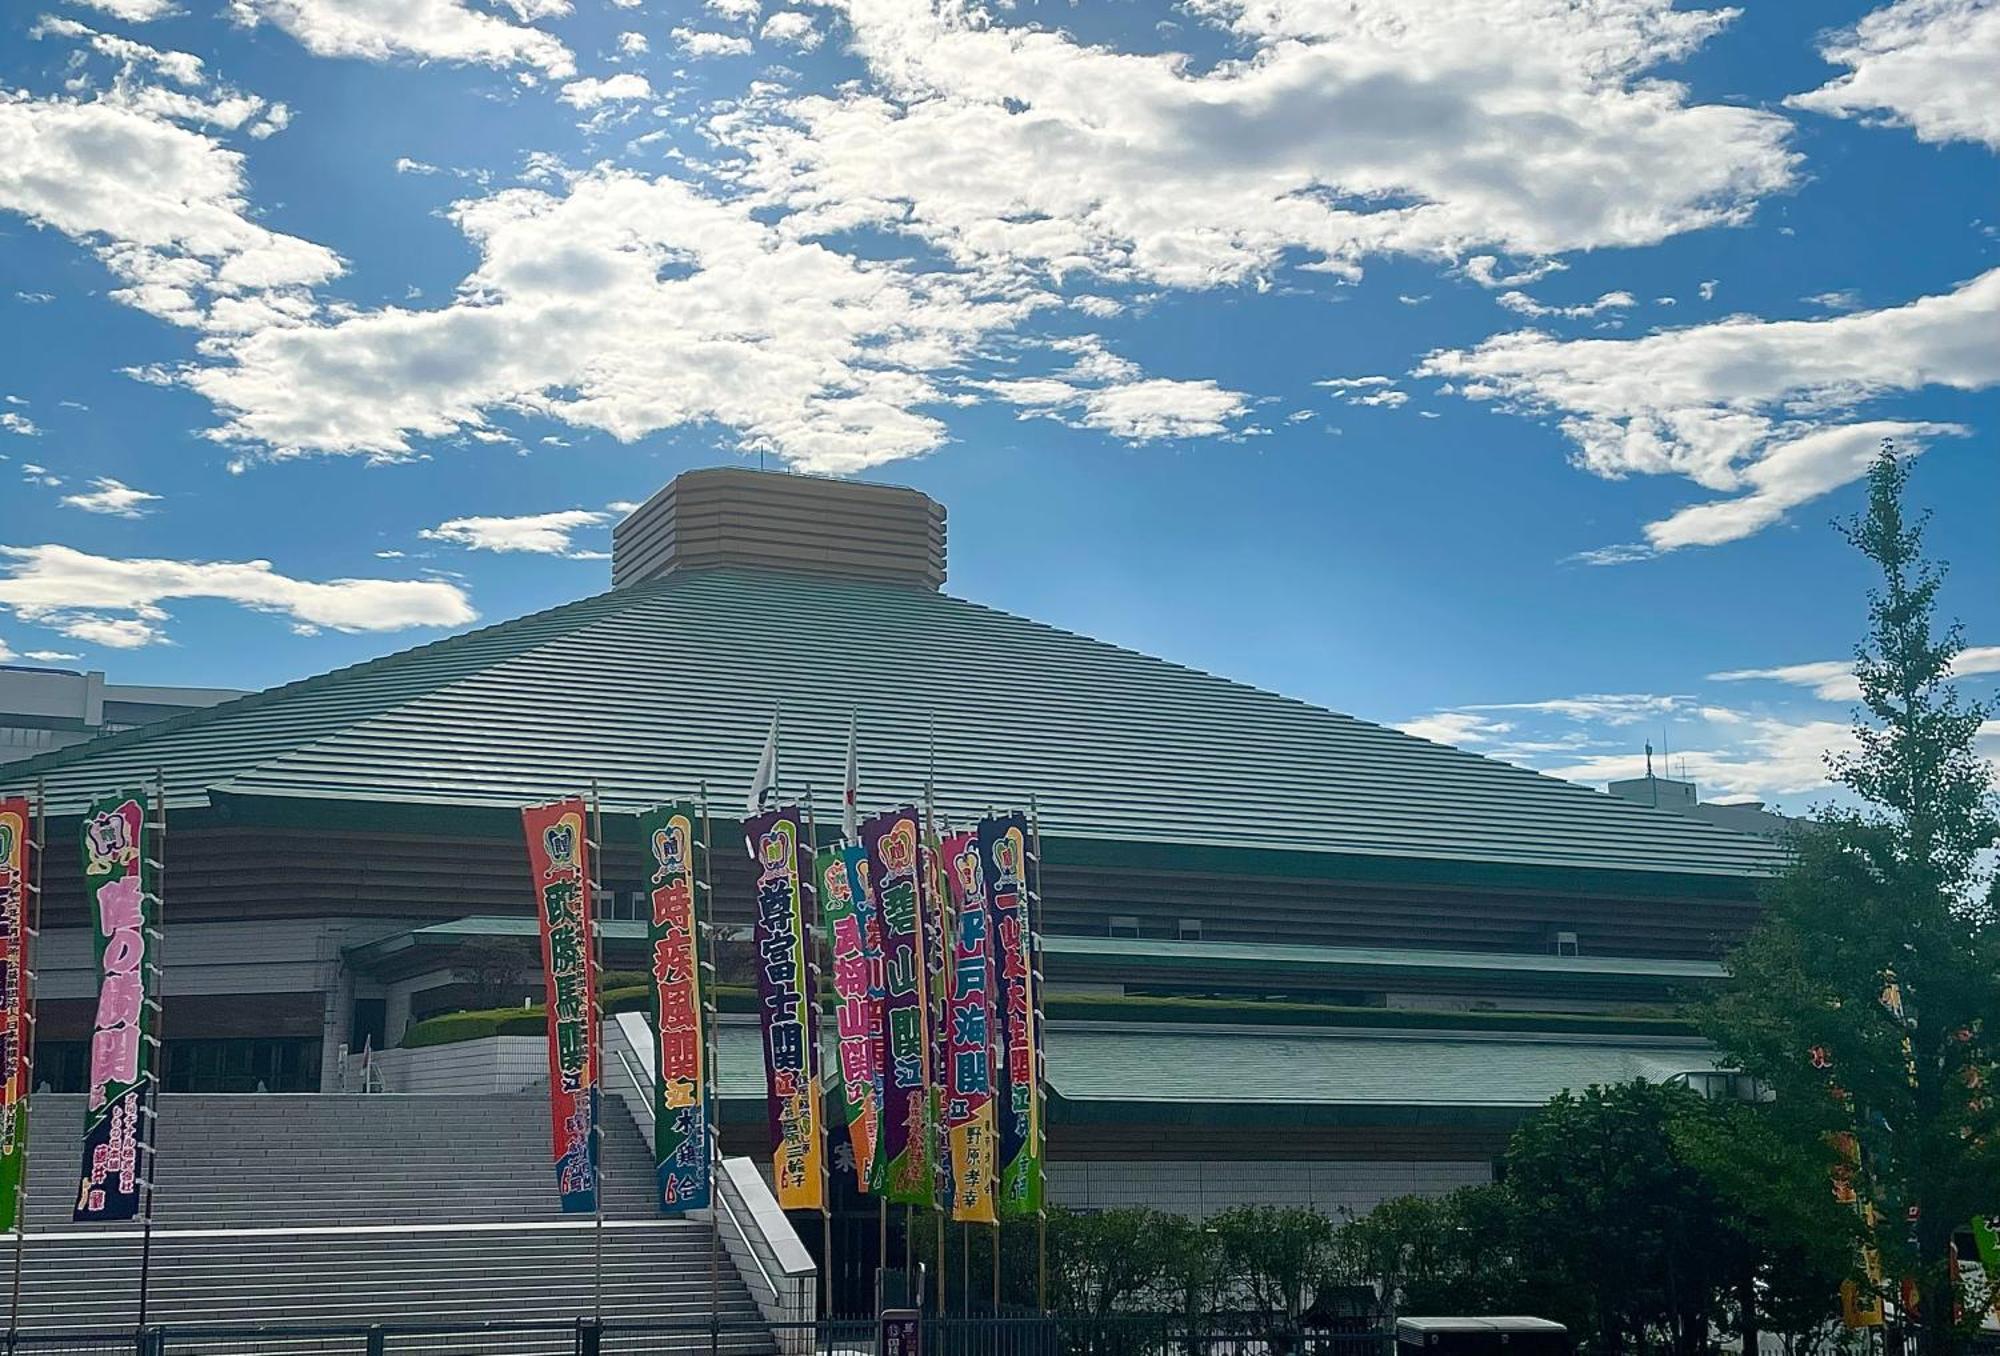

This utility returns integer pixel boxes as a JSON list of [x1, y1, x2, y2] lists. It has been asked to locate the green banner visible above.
[[0, 797, 29, 1232], [817, 843, 884, 1191], [640, 803, 711, 1213]]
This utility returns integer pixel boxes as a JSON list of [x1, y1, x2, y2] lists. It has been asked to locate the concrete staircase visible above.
[[2, 1093, 773, 1346]]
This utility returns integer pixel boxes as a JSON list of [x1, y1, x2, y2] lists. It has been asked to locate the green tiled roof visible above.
[[705, 1019, 1716, 1113], [4, 566, 1780, 879]]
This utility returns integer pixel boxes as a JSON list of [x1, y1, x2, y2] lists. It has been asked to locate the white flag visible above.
[[746, 710, 779, 816], [842, 712, 859, 840]]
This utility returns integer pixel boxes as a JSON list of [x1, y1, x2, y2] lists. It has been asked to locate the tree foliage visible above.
[[1700, 445, 2000, 1356]]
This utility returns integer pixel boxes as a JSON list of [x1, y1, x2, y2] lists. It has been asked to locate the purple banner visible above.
[[863, 807, 931, 1204]]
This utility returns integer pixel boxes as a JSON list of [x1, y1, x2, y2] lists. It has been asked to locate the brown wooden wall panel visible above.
[[34, 824, 1757, 964]]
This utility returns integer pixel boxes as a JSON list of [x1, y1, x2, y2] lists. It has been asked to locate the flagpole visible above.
[[922, 778, 946, 1316], [591, 782, 610, 1323], [7, 780, 45, 1337], [803, 787, 832, 1318], [699, 782, 723, 1355], [135, 770, 166, 1335], [1029, 795, 1048, 1315]]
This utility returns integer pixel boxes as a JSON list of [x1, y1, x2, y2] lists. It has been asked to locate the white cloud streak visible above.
[[1711, 645, 2000, 702], [227, 0, 576, 78], [0, 544, 477, 647], [712, 0, 1796, 291], [177, 167, 1044, 473], [1420, 268, 2000, 552], [60, 477, 163, 517], [1789, 0, 2000, 150], [420, 508, 609, 555]]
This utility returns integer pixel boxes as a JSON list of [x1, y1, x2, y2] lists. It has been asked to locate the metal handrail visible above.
[[610, 1037, 792, 1303]]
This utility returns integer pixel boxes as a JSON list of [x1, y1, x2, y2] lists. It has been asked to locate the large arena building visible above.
[[8, 467, 1781, 1226]]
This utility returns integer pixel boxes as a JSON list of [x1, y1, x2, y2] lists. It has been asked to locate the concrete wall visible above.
[[1048, 1158, 1492, 1220], [371, 1035, 547, 1094], [37, 916, 423, 1091]]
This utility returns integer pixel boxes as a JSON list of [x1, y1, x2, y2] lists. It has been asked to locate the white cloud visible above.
[[23, 649, 82, 662], [176, 167, 1043, 473], [974, 374, 1250, 441], [420, 508, 609, 555], [674, 27, 754, 56], [1496, 289, 1637, 319], [1698, 279, 1718, 301], [67, 0, 179, 18], [712, 0, 1795, 291], [1316, 375, 1407, 408], [1396, 710, 1513, 747], [1806, 289, 1863, 311], [1543, 717, 1858, 801], [0, 92, 342, 332], [616, 31, 648, 55], [1400, 691, 1859, 804], [0, 543, 477, 647], [760, 10, 821, 49], [228, 0, 576, 78], [559, 73, 655, 107], [705, 0, 759, 21], [1789, 0, 2000, 150], [1, 413, 41, 437], [1711, 645, 2000, 702], [60, 477, 163, 517], [1463, 256, 1567, 289], [1419, 268, 2000, 551]]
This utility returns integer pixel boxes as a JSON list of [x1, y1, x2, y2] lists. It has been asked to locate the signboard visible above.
[[941, 830, 997, 1223], [980, 811, 1042, 1218], [864, 808, 932, 1204], [640, 803, 710, 1213], [73, 791, 154, 1223], [881, 1308, 922, 1356], [521, 797, 600, 1214], [748, 807, 822, 1210], [0, 798, 29, 1231], [819, 842, 884, 1192]]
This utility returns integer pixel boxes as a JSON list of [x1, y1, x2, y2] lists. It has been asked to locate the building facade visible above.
[[4, 467, 1782, 1219]]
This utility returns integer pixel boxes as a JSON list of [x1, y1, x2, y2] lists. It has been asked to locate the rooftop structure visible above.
[[0, 664, 242, 765]]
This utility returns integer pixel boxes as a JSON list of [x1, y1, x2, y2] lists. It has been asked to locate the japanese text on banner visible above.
[[642, 803, 710, 1213], [521, 798, 599, 1214]]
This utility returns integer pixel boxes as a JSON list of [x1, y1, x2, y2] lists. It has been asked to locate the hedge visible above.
[[402, 982, 1691, 1048]]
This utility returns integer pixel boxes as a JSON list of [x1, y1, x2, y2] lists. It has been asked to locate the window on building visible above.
[[595, 889, 643, 922], [1177, 917, 1203, 942], [1107, 914, 1140, 939]]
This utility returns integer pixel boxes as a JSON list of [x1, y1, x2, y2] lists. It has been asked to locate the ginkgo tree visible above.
[[1702, 445, 2000, 1356]]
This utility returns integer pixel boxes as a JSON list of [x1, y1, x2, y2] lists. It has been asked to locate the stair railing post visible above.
[[366, 1323, 386, 1356]]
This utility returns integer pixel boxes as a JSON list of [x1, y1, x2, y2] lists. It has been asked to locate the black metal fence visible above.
[[3, 1316, 1395, 1356]]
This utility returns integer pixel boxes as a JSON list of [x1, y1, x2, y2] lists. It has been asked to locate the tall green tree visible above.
[[1501, 1080, 1753, 1356], [1701, 445, 2000, 1356]]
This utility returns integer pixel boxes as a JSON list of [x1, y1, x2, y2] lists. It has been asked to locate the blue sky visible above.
[[1, 0, 1995, 812]]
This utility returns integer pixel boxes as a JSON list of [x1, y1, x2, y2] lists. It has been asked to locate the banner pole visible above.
[[1028, 795, 1047, 1315], [804, 789, 832, 1319], [921, 783, 945, 1317], [135, 770, 167, 1334], [699, 782, 722, 1347], [589, 780, 606, 1325], [7, 781, 46, 1337]]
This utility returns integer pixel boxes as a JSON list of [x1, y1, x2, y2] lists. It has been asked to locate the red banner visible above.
[[521, 798, 599, 1213]]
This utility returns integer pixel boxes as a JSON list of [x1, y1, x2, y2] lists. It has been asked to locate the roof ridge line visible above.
[[905, 574, 1777, 854], [1, 579, 659, 792]]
